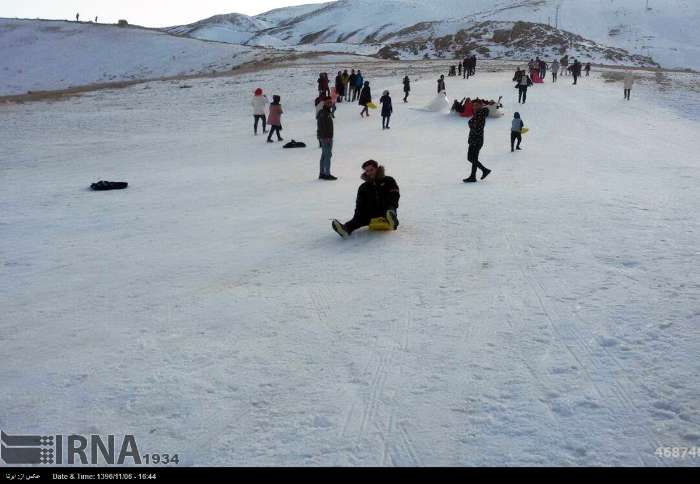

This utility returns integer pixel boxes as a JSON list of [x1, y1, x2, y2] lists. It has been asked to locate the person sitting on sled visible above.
[[332, 160, 400, 238]]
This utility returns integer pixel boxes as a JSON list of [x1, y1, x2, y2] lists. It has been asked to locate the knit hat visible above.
[[254, 88, 263, 96]]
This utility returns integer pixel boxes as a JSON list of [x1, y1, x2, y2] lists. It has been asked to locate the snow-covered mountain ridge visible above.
[[165, 0, 700, 69]]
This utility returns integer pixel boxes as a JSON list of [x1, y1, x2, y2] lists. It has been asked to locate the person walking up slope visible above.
[[267, 95, 284, 143], [317, 97, 337, 180], [332, 160, 400, 238], [403, 75, 411, 103], [511, 112, 524, 152], [380, 90, 393, 130], [251, 88, 269, 135], [359, 81, 372, 118], [463, 101, 491, 183]]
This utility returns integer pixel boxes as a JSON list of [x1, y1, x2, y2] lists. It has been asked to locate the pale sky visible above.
[[0, 1, 329, 28]]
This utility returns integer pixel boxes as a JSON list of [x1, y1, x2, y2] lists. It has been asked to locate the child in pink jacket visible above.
[[267, 95, 284, 143]]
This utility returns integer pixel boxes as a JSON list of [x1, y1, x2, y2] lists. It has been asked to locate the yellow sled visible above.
[[367, 102, 378, 110], [369, 217, 392, 231], [520, 127, 529, 134]]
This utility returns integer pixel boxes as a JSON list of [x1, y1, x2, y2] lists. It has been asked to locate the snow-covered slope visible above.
[[2, 60, 699, 466], [0, 19, 268, 96], [166, 0, 700, 69], [163, 13, 274, 45]]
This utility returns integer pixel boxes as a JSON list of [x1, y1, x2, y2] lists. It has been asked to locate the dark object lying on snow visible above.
[[91, 181, 128, 191], [283, 140, 306, 148]]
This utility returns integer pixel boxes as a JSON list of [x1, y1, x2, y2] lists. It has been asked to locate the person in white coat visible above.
[[623, 73, 634, 100], [251, 88, 269, 135]]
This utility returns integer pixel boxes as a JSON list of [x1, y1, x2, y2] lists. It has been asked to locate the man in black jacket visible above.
[[571, 59, 582, 85], [463, 102, 492, 183], [317, 97, 337, 180], [332, 160, 400, 238]]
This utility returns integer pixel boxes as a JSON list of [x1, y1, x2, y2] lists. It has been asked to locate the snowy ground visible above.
[[1, 60, 699, 466]]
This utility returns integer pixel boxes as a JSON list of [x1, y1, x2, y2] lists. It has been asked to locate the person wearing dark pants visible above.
[[251, 88, 269, 135], [514, 68, 532, 104], [511, 112, 524, 152], [464, 103, 491, 183], [254, 115, 266, 135], [332, 160, 400, 238], [317, 98, 336, 180], [267, 95, 284, 143], [403, 76, 410, 102], [380, 90, 392, 130], [571, 60, 582, 85], [359, 81, 372, 117]]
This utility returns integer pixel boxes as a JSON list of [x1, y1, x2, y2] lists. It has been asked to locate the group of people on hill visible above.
[[524, 55, 590, 85], [249, 55, 638, 238], [462, 55, 478, 78], [321, 70, 369, 104]]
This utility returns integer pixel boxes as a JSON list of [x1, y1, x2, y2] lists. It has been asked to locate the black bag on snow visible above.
[[283, 140, 306, 149], [91, 181, 128, 191]]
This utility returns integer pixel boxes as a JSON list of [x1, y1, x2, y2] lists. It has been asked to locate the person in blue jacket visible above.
[[355, 70, 365, 100]]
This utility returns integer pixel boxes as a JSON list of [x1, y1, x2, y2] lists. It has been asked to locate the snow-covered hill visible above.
[[0, 19, 269, 96], [163, 13, 274, 45], [166, 0, 700, 69], [2, 59, 699, 466]]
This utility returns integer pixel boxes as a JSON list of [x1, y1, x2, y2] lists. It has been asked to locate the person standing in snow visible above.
[[623, 72, 634, 100], [560, 55, 569, 76], [539, 59, 547, 81], [355, 71, 365, 101], [571, 59, 582, 85], [511, 112, 524, 152], [342, 70, 350, 101], [76, 13, 80, 22], [318, 73, 330, 97], [514, 68, 532, 104], [463, 56, 470, 79], [251, 88, 269, 136], [403, 75, 411, 103], [335, 71, 344, 103], [464, 101, 492, 183], [359, 81, 372, 118], [332, 160, 400, 238], [317, 97, 337, 180], [458, 63, 462, 77], [348, 70, 357, 101], [551, 59, 559, 82], [470, 55, 477, 76], [266, 95, 284, 143], [437, 75, 446, 93], [585, 62, 591, 77], [380, 90, 393, 130]]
